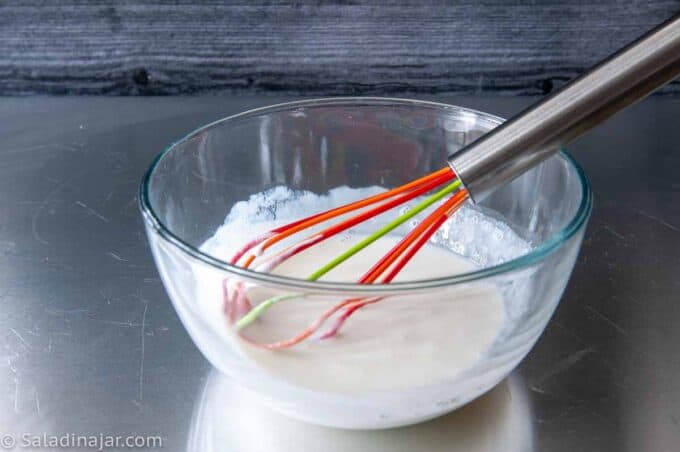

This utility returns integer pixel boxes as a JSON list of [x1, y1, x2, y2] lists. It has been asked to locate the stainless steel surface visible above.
[[448, 15, 680, 202], [1, 96, 678, 450]]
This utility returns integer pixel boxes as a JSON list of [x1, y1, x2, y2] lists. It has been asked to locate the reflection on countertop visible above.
[[187, 370, 533, 452]]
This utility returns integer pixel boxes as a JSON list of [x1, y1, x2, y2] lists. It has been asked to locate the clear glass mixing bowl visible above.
[[139, 98, 592, 429]]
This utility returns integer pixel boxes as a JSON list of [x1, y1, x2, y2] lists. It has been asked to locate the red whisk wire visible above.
[[319, 189, 468, 340], [242, 171, 455, 270]]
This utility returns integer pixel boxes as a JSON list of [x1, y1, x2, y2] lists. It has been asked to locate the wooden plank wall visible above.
[[1, 1, 679, 95]]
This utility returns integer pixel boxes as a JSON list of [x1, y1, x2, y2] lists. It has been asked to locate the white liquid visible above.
[[236, 233, 505, 394], [192, 186, 532, 426]]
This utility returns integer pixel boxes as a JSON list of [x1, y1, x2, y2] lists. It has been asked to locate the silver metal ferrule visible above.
[[447, 15, 680, 203]]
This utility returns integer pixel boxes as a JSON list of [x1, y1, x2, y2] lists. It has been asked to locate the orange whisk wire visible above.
[[248, 172, 454, 274]]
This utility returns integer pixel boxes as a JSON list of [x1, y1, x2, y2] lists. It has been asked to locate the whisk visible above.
[[228, 16, 680, 349]]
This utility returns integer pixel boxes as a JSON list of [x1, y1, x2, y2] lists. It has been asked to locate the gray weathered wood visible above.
[[1, 1, 679, 95]]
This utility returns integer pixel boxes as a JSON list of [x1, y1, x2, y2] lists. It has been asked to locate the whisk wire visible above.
[[233, 167, 454, 268], [307, 179, 461, 281], [231, 169, 471, 348]]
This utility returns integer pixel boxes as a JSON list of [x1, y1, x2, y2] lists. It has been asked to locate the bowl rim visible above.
[[139, 97, 592, 293]]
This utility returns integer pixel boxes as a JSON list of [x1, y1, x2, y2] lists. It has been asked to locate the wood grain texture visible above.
[[1, 1, 679, 95]]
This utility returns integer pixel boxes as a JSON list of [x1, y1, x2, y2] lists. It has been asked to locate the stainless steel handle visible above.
[[448, 15, 680, 202]]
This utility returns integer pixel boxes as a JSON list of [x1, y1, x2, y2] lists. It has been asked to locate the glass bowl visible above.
[[139, 98, 592, 429]]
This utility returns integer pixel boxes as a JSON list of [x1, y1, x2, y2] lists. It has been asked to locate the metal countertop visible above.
[[1, 96, 678, 451]]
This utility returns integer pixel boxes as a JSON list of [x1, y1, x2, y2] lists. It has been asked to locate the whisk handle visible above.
[[447, 15, 680, 203]]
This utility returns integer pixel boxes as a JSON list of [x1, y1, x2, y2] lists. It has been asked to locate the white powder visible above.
[[203, 185, 531, 276]]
